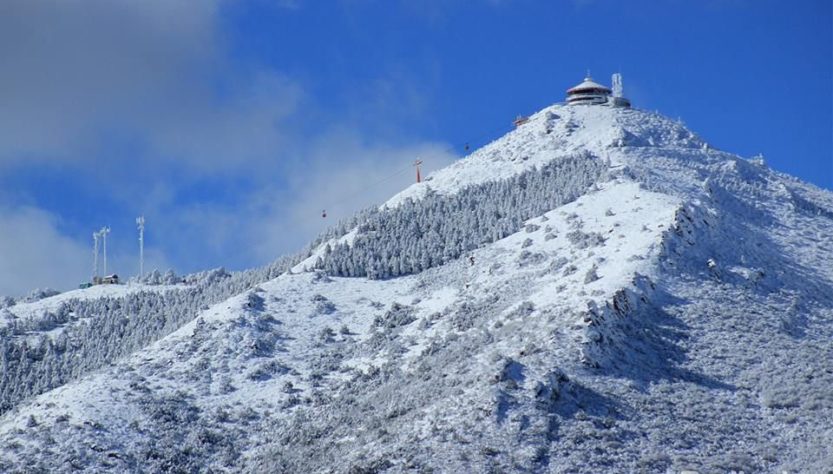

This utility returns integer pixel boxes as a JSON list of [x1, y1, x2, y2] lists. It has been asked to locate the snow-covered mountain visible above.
[[1, 103, 832, 473]]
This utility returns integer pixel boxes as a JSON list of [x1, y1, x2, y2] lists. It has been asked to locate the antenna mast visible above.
[[136, 216, 145, 279], [92, 231, 100, 280], [413, 159, 423, 183], [100, 226, 111, 276], [612, 73, 624, 98]]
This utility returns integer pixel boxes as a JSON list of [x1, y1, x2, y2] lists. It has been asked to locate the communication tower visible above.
[[136, 216, 145, 279], [100, 226, 111, 276]]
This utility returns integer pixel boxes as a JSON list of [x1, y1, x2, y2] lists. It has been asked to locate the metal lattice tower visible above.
[[612, 73, 624, 98], [100, 226, 111, 276], [92, 231, 100, 279], [136, 216, 145, 279]]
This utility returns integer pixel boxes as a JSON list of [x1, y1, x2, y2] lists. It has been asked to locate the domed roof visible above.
[[567, 76, 612, 94]]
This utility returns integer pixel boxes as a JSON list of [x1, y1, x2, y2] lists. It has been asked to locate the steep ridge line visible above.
[[0, 103, 830, 472]]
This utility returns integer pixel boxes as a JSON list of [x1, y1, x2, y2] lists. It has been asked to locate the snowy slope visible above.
[[292, 104, 704, 273], [385, 105, 704, 207], [0, 283, 185, 333], [1, 104, 831, 473]]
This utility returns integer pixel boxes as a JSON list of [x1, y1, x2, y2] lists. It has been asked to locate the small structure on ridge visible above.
[[609, 73, 631, 107], [565, 72, 630, 107], [513, 115, 530, 127]]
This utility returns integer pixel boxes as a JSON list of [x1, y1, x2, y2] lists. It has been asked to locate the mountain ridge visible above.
[[1, 103, 831, 473]]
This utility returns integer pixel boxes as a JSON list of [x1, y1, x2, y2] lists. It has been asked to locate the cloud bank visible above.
[[0, 0, 457, 296]]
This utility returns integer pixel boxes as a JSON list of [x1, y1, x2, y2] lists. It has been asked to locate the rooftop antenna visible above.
[[100, 226, 111, 276], [92, 231, 100, 280], [413, 159, 423, 183], [136, 216, 145, 279], [612, 73, 624, 98]]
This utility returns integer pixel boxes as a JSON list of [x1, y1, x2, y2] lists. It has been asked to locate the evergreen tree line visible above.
[[0, 257, 306, 414], [317, 152, 608, 279], [0, 152, 606, 413], [0, 194, 374, 414]]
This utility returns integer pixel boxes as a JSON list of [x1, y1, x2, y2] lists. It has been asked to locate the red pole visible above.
[[414, 159, 423, 183]]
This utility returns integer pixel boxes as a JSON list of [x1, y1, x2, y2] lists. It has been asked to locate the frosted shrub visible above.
[[162, 270, 181, 285], [254, 313, 278, 332], [310, 271, 332, 283], [142, 269, 163, 285], [566, 229, 606, 249], [518, 250, 545, 267], [319, 327, 336, 343], [311, 294, 336, 315], [515, 301, 536, 318], [373, 303, 416, 329], [0, 297, 15, 309], [248, 361, 288, 382], [219, 376, 236, 394], [23, 288, 59, 303], [760, 387, 800, 409], [584, 265, 600, 284], [250, 334, 277, 357], [548, 257, 568, 274], [185, 267, 231, 285], [449, 303, 479, 331], [245, 292, 265, 311]]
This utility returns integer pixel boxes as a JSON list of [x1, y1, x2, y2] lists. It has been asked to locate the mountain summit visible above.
[[1, 102, 832, 473]]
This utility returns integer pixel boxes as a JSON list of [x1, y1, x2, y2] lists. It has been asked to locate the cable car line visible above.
[[318, 162, 414, 220], [311, 118, 519, 221]]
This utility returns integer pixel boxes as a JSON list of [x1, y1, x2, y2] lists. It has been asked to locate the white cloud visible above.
[[0, 0, 460, 290], [127, 134, 459, 272], [250, 133, 459, 261], [0, 0, 303, 174], [0, 207, 91, 296], [144, 71, 304, 172], [0, 0, 215, 162], [0, 206, 174, 297]]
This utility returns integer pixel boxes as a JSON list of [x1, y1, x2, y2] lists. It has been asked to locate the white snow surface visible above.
[[0, 283, 185, 332], [386, 104, 703, 207], [293, 104, 706, 268], [1, 104, 832, 473]]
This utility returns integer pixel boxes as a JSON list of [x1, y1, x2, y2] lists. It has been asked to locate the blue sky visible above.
[[0, 0, 830, 296]]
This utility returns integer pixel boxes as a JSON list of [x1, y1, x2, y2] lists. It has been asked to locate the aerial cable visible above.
[[314, 122, 511, 220], [452, 122, 516, 156], [318, 162, 414, 219], [310, 119, 516, 222]]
